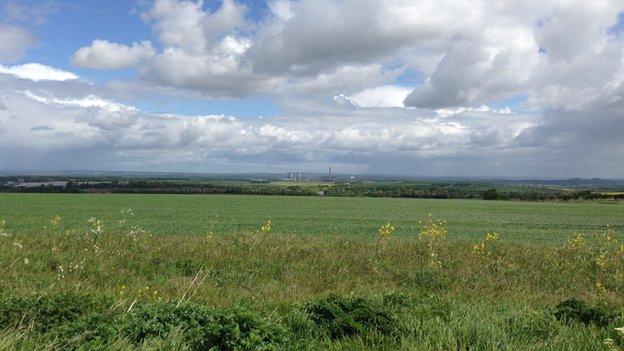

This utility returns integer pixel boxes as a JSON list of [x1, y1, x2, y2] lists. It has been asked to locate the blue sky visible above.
[[11, 0, 280, 118], [1, 0, 624, 177]]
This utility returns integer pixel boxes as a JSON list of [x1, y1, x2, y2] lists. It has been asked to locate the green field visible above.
[[2, 193, 624, 350], [0, 193, 622, 243]]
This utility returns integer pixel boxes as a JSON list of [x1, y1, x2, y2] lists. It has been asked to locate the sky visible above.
[[0, 0, 624, 178]]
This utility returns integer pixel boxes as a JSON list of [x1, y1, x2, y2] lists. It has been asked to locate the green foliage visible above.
[[1, 195, 624, 349], [303, 294, 397, 339], [0, 294, 108, 333], [121, 302, 285, 350], [1, 192, 622, 243], [483, 188, 502, 200], [554, 299, 616, 326], [54, 313, 118, 350]]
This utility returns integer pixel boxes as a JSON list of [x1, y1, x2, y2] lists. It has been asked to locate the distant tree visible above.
[[482, 188, 501, 200]]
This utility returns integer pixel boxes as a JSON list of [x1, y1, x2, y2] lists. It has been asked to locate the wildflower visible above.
[[127, 226, 146, 241], [419, 214, 447, 241], [23, 258, 29, 265], [485, 232, 500, 242], [13, 242, 23, 249], [472, 243, 485, 254], [87, 217, 104, 236], [378, 223, 395, 238], [604, 338, 617, 351], [260, 220, 272, 233], [567, 233, 586, 251], [603, 225, 616, 243], [419, 215, 447, 268], [595, 252, 608, 270], [120, 208, 135, 217], [0, 219, 7, 237], [615, 327, 624, 335], [595, 282, 607, 295], [50, 215, 61, 227]]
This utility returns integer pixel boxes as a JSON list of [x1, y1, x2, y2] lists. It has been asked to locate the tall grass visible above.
[[1, 214, 624, 349]]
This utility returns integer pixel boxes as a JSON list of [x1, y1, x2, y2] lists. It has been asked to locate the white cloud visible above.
[[286, 64, 397, 95], [268, 0, 294, 21], [6, 1, 624, 177], [60, 0, 624, 107], [22, 91, 136, 113], [344, 85, 412, 108], [0, 23, 36, 62], [0, 69, 553, 175], [0, 63, 78, 81], [72, 40, 156, 69]]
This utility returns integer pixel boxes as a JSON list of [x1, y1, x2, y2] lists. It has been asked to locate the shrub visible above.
[[121, 302, 285, 350], [54, 313, 118, 350], [0, 294, 108, 333], [554, 299, 615, 326], [303, 294, 397, 339]]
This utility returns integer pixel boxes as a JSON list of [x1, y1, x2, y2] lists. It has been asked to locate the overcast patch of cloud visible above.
[[0, 23, 36, 62], [0, 72, 565, 176]]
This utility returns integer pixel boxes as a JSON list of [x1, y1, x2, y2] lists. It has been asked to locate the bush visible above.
[[554, 299, 615, 326], [303, 294, 397, 339], [54, 313, 118, 350], [0, 294, 108, 333], [121, 302, 285, 350]]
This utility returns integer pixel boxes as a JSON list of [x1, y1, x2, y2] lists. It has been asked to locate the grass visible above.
[[0, 193, 622, 243], [1, 194, 624, 349]]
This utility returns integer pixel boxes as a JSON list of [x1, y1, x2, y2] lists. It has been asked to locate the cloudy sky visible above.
[[0, 0, 623, 178]]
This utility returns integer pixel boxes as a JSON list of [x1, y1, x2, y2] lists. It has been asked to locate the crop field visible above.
[[1, 193, 624, 349], [0, 193, 622, 243]]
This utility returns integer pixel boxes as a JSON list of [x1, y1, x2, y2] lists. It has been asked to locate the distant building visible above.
[[285, 172, 301, 181]]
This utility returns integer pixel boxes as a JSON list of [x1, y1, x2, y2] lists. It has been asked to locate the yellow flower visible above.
[[567, 233, 586, 251], [378, 223, 395, 238], [260, 220, 272, 233], [419, 215, 447, 241], [595, 252, 608, 269], [595, 282, 607, 295], [51, 215, 61, 227], [485, 232, 500, 242]]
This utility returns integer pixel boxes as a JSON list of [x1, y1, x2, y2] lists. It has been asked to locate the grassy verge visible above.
[[1, 216, 624, 349]]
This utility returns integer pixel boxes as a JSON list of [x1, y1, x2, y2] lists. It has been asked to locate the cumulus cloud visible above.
[[73, 40, 156, 69], [5, 0, 624, 177], [404, 1, 624, 109], [69, 0, 624, 108], [0, 69, 556, 176]]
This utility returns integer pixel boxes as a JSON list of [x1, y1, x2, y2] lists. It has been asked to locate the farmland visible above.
[[1, 193, 624, 349], [0, 193, 622, 243]]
